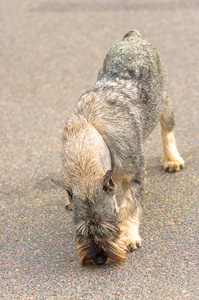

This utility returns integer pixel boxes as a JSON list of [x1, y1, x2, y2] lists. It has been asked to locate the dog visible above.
[[60, 30, 184, 266]]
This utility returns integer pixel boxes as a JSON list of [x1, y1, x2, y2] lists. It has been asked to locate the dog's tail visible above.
[[123, 30, 141, 40]]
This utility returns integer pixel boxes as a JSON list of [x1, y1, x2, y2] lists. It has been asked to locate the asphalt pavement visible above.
[[1, 0, 198, 299]]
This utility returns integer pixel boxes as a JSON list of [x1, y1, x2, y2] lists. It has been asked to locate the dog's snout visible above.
[[93, 252, 107, 266]]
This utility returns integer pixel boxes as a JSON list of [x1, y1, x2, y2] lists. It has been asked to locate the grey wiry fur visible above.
[[61, 30, 184, 265]]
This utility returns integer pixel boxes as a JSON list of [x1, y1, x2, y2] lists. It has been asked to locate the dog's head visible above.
[[66, 170, 126, 265]]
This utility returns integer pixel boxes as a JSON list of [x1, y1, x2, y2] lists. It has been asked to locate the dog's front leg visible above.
[[119, 173, 144, 252]]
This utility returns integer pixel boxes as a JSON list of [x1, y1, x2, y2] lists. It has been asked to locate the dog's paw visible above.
[[164, 157, 184, 172], [126, 236, 141, 252], [119, 220, 141, 252]]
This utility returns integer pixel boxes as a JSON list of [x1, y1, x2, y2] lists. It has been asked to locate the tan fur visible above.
[[119, 193, 141, 251], [119, 217, 141, 251], [161, 128, 184, 172], [76, 239, 126, 266], [62, 114, 111, 192], [115, 178, 142, 251]]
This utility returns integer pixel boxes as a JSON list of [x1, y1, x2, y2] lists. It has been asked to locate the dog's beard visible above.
[[76, 236, 126, 266]]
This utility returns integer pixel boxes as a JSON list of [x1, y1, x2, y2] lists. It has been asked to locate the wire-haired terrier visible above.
[[60, 30, 184, 266]]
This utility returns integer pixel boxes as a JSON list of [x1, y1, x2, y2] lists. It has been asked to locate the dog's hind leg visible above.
[[160, 93, 184, 172]]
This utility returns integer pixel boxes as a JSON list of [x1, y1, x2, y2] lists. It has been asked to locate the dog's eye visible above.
[[103, 185, 108, 192]]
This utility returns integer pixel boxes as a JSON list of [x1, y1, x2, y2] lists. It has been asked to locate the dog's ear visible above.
[[102, 170, 117, 194], [51, 178, 73, 199], [51, 178, 69, 189], [51, 178, 73, 210]]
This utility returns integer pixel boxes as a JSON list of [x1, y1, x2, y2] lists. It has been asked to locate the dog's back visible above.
[[97, 30, 169, 139], [98, 30, 162, 81]]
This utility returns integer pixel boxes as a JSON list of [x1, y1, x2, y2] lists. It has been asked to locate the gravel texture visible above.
[[1, 0, 198, 299]]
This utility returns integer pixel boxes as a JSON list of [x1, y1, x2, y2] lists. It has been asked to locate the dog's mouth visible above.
[[76, 238, 126, 266], [76, 240, 107, 266]]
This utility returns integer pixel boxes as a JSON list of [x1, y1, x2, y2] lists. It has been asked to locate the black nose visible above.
[[93, 253, 107, 266]]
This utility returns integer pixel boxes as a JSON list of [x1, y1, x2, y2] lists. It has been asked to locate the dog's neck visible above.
[[62, 114, 112, 188]]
